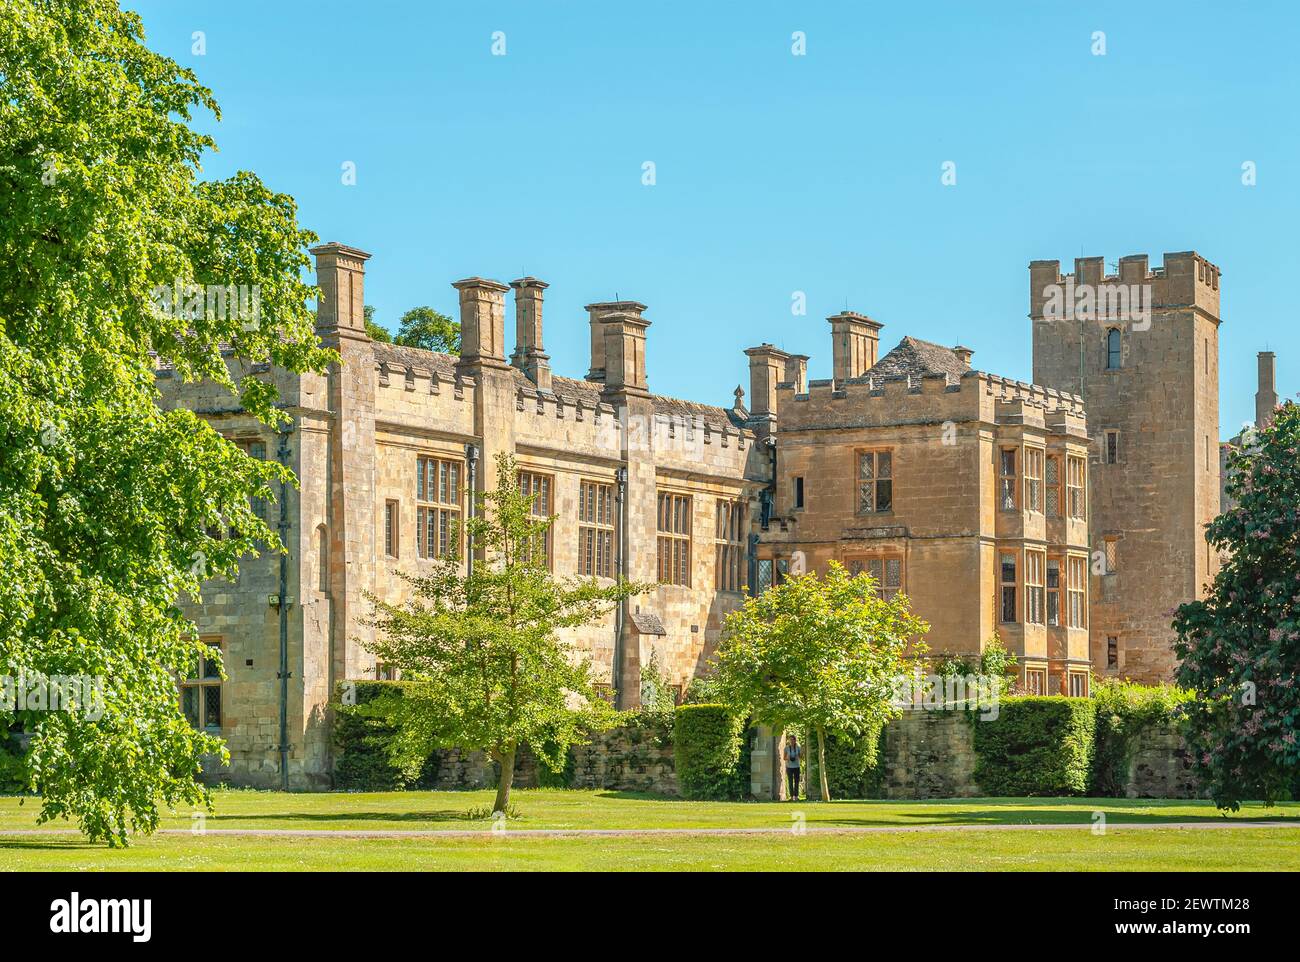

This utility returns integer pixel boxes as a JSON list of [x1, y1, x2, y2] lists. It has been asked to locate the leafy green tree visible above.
[[0, 0, 332, 844], [1174, 401, 1300, 809], [712, 561, 928, 800], [365, 454, 647, 814], [395, 306, 460, 354], [363, 305, 392, 343]]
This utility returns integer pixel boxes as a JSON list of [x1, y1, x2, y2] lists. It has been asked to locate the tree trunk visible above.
[[492, 741, 517, 815], [816, 725, 831, 802]]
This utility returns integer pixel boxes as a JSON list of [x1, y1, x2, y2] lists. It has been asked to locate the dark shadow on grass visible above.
[[0, 838, 100, 852], [203, 808, 485, 825]]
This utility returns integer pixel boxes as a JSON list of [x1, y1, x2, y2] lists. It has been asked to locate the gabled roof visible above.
[[867, 336, 970, 381]]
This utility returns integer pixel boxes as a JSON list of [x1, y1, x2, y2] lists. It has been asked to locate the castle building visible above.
[[1030, 253, 1222, 682], [159, 243, 1221, 787], [751, 327, 1093, 697]]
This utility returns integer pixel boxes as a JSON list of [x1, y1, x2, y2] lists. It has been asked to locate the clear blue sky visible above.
[[131, 0, 1298, 438]]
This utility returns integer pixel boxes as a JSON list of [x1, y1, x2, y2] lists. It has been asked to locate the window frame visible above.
[[1045, 454, 1061, 518], [1024, 447, 1044, 514], [856, 449, 894, 516], [180, 638, 223, 734], [1025, 549, 1045, 625], [847, 555, 904, 601], [1046, 556, 1062, 627], [1067, 554, 1087, 629], [384, 499, 399, 559], [416, 455, 463, 560], [578, 478, 616, 579], [517, 469, 555, 570], [1025, 668, 1047, 696], [1067, 455, 1087, 520], [714, 498, 747, 593], [998, 447, 1018, 512], [1105, 327, 1122, 370], [999, 550, 1018, 624], [656, 491, 692, 587]]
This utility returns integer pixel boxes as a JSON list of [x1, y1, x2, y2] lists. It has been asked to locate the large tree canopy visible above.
[[712, 561, 928, 800], [1174, 401, 1300, 809], [365, 455, 642, 815], [0, 0, 332, 843]]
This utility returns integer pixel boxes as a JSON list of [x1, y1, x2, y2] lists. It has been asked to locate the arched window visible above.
[[1105, 328, 1122, 370]]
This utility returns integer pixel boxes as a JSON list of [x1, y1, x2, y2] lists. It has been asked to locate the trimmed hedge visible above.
[[802, 726, 883, 800], [818, 723, 885, 799], [1089, 681, 1192, 795], [972, 696, 1096, 796], [673, 704, 745, 800], [333, 680, 439, 791]]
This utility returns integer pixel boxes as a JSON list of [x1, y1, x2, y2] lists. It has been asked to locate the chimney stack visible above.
[[1256, 351, 1279, 429], [744, 344, 791, 428], [828, 311, 883, 382], [452, 277, 510, 372], [784, 354, 809, 394], [600, 311, 651, 398], [585, 300, 647, 382], [510, 277, 551, 391], [953, 345, 974, 367], [310, 242, 371, 336]]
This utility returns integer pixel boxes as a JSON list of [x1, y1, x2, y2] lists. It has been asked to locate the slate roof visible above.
[[866, 336, 971, 382], [371, 343, 746, 431]]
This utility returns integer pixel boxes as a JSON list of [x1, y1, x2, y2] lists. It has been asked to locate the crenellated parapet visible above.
[[776, 368, 1085, 433]]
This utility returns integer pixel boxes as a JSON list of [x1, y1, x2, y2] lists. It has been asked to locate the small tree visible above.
[[363, 305, 392, 343], [712, 561, 928, 800], [1174, 401, 1300, 810], [365, 454, 646, 814], [395, 306, 460, 354]]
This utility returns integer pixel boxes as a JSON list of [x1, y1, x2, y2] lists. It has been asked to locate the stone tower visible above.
[[1030, 252, 1221, 682]]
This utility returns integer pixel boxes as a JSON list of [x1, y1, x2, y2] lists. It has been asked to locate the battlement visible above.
[[376, 359, 474, 402], [777, 368, 1085, 431], [515, 382, 617, 423], [1029, 251, 1221, 321]]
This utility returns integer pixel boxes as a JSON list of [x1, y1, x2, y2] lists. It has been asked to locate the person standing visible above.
[[783, 733, 802, 800]]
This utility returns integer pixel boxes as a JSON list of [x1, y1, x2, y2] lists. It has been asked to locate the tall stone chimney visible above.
[[784, 354, 809, 394], [585, 300, 647, 382], [744, 344, 791, 429], [600, 311, 651, 398], [509, 277, 551, 391], [310, 242, 371, 335], [452, 277, 510, 372], [828, 311, 883, 382], [1256, 351, 1279, 429], [953, 345, 974, 367], [308, 242, 377, 688]]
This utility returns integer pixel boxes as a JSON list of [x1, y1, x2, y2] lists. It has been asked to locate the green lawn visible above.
[[2, 789, 1298, 871]]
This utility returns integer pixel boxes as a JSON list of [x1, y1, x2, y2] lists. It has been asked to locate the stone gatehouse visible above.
[[157, 243, 1222, 787]]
